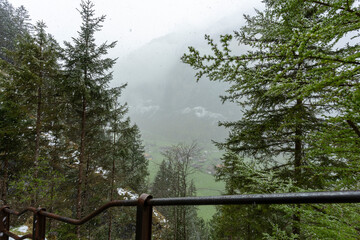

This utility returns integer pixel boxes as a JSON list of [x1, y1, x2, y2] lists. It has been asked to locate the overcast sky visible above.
[[11, 0, 263, 56], [9, 0, 265, 141]]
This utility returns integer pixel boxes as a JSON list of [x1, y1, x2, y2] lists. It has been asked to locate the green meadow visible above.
[[144, 136, 225, 221]]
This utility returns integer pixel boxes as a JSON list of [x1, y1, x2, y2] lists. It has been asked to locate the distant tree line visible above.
[[152, 142, 209, 240], [183, 0, 360, 239], [0, 0, 148, 239]]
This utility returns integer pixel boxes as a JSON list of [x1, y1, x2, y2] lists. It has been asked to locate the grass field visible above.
[[144, 137, 225, 221]]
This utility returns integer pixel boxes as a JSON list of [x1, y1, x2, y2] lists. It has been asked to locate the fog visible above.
[[11, 0, 264, 144], [115, 20, 248, 143]]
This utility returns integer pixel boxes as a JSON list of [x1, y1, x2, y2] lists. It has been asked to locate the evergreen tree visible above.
[[182, 0, 333, 189], [119, 123, 148, 192], [182, 0, 360, 238], [267, 0, 360, 189], [1, 1, 149, 238], [0, 0, 31, 202], [104, 91, 149, 239], [0, 0, 30, 62], [62, 1, 149, 238], [106, 93, 127, 240], [0, 21, 62, 206], [62, 0, 117, 227], [152, 160, 174, 199], [152, 142, 206, 240], [0, 77, 27, 204]]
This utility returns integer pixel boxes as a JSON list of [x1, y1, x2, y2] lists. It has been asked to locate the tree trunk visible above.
[[182, 172, 187, 239], [48, 182, 54, 234], [174, 206, 177, 240], [1, 157, 8, 203], [292, 99, 303, 237], [82, 155, 90, 215], [183, 206, 186, 239], [77, 97, 86, 238], [108, 132, 116, 240], [33, 86, 42, 206]]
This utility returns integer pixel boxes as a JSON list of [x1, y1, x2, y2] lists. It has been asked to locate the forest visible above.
[[1, 0, 360, 239]]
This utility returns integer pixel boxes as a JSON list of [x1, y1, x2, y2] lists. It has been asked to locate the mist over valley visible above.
[[115, 29, 243, 145]]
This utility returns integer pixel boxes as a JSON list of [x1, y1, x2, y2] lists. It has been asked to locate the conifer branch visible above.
[[308, 0, 360, 17], [346, 120, 360, 138]]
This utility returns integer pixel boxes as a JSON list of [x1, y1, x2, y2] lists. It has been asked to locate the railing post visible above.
[[135, 194, 153, 240], [33, 208, 46, 240], [0, 206, 10, 240]]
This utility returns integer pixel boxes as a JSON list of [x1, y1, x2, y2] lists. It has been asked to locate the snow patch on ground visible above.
[[7, 225, 47, 240], [95, 167, 109, 177], [42, 131, 56, 146], [153, 209, 168, 224], [117, 188, 138, 200], [16, 225, 28, 233], [72, 150, 80, 164]]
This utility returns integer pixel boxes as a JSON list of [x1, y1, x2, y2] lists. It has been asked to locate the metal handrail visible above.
[[38, 199, 138, 225], [148, 191, 360, 206], [1, 191, 360, 240]]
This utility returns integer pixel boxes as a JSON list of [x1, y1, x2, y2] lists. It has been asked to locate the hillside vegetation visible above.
[[1, 0, 360, 239]]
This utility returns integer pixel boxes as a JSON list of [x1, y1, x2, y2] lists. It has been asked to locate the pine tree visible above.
[[0, 1, 31, 202], [103, 89, 149, 239], [0, 0, 30, 62], [62, 1, 117, 229], [106, 93, 126, 240], [1, 21, 62, 206], [0, 78, 27, 204], [1, 1, 150, 237]]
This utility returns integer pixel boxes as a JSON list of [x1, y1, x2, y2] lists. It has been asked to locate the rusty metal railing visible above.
[[1, 191, 360, 240]]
